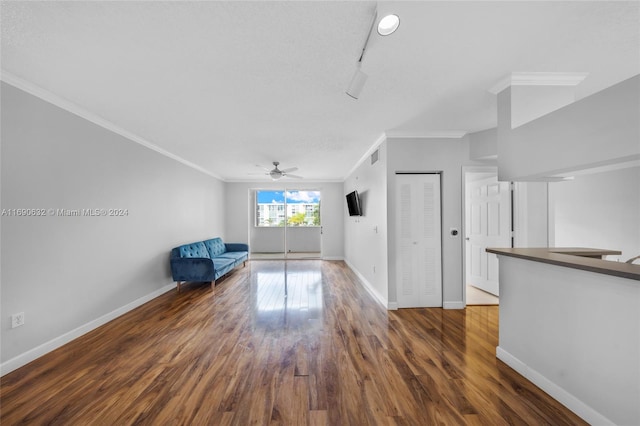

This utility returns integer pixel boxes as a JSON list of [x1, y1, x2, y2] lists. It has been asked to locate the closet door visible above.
[[396, 173, 442, 308]]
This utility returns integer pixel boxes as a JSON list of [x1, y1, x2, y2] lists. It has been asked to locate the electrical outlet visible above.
[[11, 312, 25, 328]]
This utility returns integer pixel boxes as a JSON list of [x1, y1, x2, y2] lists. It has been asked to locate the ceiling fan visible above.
[[254, 161, 302, 180]]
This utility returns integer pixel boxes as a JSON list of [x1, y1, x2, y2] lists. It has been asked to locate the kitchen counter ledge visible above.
[[485, 247, 640, 281]]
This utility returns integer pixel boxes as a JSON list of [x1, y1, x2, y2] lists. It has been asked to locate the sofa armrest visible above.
[[170, 257, 215, 282], [225, 243, 249, 252]]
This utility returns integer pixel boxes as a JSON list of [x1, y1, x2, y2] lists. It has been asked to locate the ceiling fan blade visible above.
[[284, 174, 303, 179], [280, 167, 298, 173], [255, 164, 271, 171], [248, 172, 269, 175]]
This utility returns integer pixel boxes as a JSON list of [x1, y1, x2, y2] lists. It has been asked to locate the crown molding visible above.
[[488, 72, 589, 95], [385, 130, 468, 139], [1, 70, 224, 181]]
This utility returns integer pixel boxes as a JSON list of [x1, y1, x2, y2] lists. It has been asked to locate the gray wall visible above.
[[386, 137, 482, 308], [497, 75, 640, 181], [497, 256, 640, 425], [343, 137, 485, 308], [343, 141, 389, 305], [224, 182, 344, 260], [1, 83, 225, 366]]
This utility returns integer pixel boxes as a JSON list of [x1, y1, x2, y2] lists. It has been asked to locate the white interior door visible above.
[[466, 175, 511, 296], [396, 173, 442, 308]]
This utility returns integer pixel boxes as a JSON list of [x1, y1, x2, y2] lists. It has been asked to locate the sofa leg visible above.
[[177, 282, 183, 293], [210, 281, 215, 292]]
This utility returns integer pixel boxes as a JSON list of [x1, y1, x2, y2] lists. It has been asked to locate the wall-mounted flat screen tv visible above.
[[346, 190, 362, 216]]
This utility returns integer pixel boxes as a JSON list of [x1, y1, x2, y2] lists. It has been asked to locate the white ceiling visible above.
[[2, 1, 639, 182]]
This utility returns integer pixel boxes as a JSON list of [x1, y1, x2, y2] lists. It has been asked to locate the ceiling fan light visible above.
[[377, 14, 400, 36], [270, 171, 282, 180]]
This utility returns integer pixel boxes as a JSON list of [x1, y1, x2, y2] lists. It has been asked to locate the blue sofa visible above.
[[170, 237, 249, 292]]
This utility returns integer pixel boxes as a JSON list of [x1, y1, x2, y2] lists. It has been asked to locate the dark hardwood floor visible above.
[[1, 260, 586, 425]]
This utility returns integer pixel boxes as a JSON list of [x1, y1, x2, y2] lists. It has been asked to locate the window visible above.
[[256, 190, 320, 227]]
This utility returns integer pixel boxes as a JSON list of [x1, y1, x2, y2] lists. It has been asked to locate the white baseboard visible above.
[[443, 301, 465, 309], [387, 302, 398, 310], [343, 259, 391, 309], [1, 283, 175, 376], [496, 346, 614, 426]]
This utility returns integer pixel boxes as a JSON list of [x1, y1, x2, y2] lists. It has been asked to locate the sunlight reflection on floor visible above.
[[253, 260, 324, 328]]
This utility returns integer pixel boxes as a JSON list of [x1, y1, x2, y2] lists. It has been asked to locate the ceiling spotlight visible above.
[[346, 67, 368, 99], [345, 12, 377, 99], [377, 14, 400, 36]]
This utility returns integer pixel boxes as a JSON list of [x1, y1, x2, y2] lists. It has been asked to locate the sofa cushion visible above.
[[211, 257, 236, 280], [203, 238, 226, 258], [177, 242, 210, 259], [218, 251, 248, 264], [211, 257, 235, 269], [225, 243, 249, 252]]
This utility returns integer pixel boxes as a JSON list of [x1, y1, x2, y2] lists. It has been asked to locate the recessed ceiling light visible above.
[[377, 14, 400, 36]]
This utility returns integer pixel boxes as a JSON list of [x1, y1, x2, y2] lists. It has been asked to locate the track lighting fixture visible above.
[[346, 12, 400, 99]]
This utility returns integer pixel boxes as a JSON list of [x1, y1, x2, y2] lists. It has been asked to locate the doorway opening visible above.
[[250, 189, 322, 260], [463, 167, 512, 306]]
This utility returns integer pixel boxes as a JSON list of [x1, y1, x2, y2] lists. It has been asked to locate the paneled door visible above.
[[466, 176, 511, 296], [396, 173, 442, 308]]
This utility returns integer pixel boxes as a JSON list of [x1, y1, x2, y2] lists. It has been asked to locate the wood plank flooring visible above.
[[1, 260, 586, 425]]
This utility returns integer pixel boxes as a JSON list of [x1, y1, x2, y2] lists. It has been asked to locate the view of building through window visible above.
[[256, 190, 320, 227]]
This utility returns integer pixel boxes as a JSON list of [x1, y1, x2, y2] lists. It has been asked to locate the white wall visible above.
[[497, 75, 640, 181], [549, 166, 640, 261], [510, 85, 577, 129], [513, 181, 549, 247], [468, 128, 497, 161], [224, 182, 344, 260], [251, 226, 285, 253], [286, 227, 321, 252], [1, 83, 225, 370], [248, 227, 321, 253], [343, 142, 389, 306]]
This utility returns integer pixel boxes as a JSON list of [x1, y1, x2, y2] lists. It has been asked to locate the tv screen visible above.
[[346, 191, 362, 216]]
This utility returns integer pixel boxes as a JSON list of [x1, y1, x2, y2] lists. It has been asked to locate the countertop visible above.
[[485, 247, 640, 281]]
